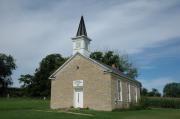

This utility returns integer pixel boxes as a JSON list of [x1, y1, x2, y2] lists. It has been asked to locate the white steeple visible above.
[[72, 16, 91, 57]]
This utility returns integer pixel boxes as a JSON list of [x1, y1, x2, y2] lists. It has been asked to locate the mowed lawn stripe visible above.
[[34, 109, 94, 116], [0, 98, 180, 119]]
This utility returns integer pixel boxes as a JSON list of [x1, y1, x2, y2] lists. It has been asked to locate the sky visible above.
[[0, 0, 180, 94]]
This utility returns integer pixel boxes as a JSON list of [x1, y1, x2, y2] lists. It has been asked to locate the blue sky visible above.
[[0, 0, 180, 94], [132, 37, 180, 93]]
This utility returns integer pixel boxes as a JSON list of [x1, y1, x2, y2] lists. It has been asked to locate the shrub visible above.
[[141, 97, 180, 109], [113, 97, 180, 111], [113, 100, 150, 112], [129, 104, 150, 110]]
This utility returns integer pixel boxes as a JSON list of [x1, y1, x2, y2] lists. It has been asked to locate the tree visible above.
[[19, 54, 67, 97], [19, 51, 137, 97], [0, 53, 16, 96], [90, 51, 138, 79], [163, 83, 180, 97], [148, 88, 161, 97], [19, 74, 34, 96], [19, 74, 34, 88], [141, 87, 148, 96]]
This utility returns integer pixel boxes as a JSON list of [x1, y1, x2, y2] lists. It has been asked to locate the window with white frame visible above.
[[126, 82, 131, 102], [135, 86, 138, 103], [117, 80, 122, 101]]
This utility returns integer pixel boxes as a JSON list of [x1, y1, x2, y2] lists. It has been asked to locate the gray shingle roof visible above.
[[94, 59, 129, 78]]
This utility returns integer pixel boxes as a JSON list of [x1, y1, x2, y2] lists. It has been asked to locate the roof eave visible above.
[[71, 35, 92, 41], [104, 70, 141, 85]]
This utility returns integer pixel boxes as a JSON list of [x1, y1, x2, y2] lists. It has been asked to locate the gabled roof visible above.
[[49, 53, 140, 84], [96, 60, 128, 78], [76, 16, 87, 37], [93, 59, 140, 84], [49, 53, 109, 79]]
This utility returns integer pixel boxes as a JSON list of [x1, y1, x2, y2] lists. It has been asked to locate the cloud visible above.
[[139, 77, 178, 94], [89, 0, 180, 54], [0, 0, 180, 87], [132, 37, 180, 70]]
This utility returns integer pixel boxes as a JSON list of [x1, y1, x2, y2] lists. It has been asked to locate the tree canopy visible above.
[[19, 54, 67, 97], [148, 88, 161, 97], [141, 87, 148, 96], [90, 51, 138, 79], [163, 83, 180, 97], [141, 88, 161, 97], [19, 51, 138, 97], [0, 53, 16, 96]]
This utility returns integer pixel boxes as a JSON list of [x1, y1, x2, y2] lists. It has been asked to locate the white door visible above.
[[74, 88, 83, 108]]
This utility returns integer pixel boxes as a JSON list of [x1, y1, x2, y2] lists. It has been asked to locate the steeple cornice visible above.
[[72, 16, 91, 57]]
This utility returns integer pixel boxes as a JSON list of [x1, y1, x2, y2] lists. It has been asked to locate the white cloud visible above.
[[89, 0, 180, 54], [139, 77, 178, 94], [0, 0, 180, 87]]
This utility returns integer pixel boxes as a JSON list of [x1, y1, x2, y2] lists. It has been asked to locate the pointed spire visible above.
[[76, 16, 87, 37]]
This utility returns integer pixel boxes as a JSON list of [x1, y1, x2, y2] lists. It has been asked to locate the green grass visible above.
[[0, 98, 180, 119]]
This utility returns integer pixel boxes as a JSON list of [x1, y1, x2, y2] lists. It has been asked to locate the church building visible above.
[[49, 16, 141, 111]]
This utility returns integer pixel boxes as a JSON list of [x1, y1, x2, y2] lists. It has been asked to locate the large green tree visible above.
[[163, 83, 180, 97], [19, 54, 67, 97], [90, 51, 138, 79], [19, 51, 138, 97], [0, 53, 16, 96], [141, 87, 148, 96], [148, 88, 161, 97]]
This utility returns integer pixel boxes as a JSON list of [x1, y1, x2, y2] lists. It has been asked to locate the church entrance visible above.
[[73, 80, 83, 108], [74, 87, 83, 108]]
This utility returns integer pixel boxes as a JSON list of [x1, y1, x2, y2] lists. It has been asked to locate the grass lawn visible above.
[[0, 98, 180, 119]]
